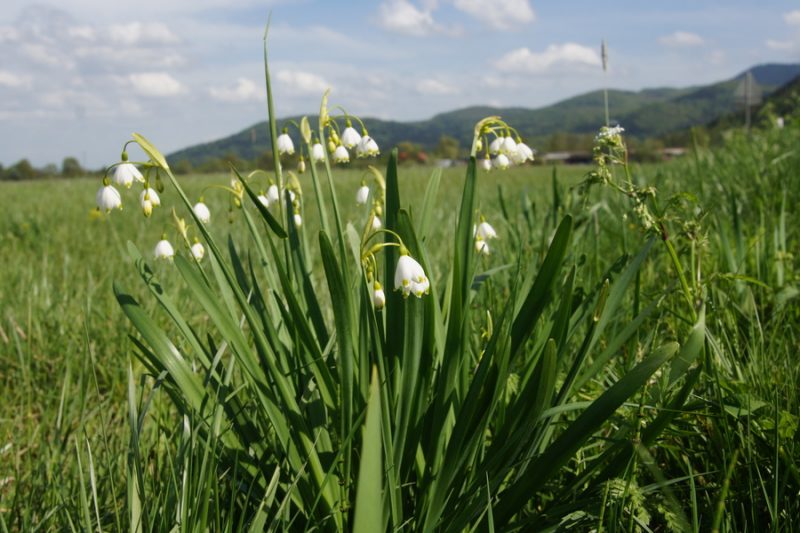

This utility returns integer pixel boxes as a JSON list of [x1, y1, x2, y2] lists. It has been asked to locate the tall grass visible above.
[[1, 51, 798, 533]]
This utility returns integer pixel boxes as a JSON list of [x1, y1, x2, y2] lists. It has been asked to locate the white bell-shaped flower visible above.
[[311, 143, 326, 162], [512, 142, 535, 164], [475, 238, 490, 255], [193, 202, 211, 224], [341, 125, 362, 149], [154, 239, 175, 260], [373, 281, 386, 310], [277, 132, 295, 155], [480, 157, 492, 171], [356, 184, 370, 205], [394, 254, 429, 298], [501, 136, 517, 155], [333, 145, 350, 164], [493, 154, 510, 170], [113, 163, 144, 188], [475, 220, 498, 241], [267, 184, 280, 205], [96, 184, 122, 212], [356, 135, 380, 158], [257, 194, 270, 207], [191, 242, 205, 261], [139, 187, 161, 217], [294, 213, 303, 227], [489, 137, 503, 155], [372, 215, 382, 230]]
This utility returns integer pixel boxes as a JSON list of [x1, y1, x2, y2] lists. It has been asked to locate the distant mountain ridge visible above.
[[168, 63, 800, 165]]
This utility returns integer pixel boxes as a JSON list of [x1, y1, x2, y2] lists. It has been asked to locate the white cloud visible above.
[[67, 25, 95, 40], [785, 10, 800, 26], [127, 72, 185, 97], [107, 21, 179, 46], [659, 31, 704, 47], [0, 70, 31, 88], [767, 10, 800, 53], [416, 78, 458, 95], [209, 78, 263, 103], [276, 70, 330, 94], [495, 43, 601, 73], [377, 0, 440, 36], [453, 0, 534, 30]]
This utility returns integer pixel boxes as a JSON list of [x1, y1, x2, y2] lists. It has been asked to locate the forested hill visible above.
[[168, 63, 800, 165]]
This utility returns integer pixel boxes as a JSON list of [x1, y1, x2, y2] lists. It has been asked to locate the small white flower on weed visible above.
[[140, 187, 161, 217], [333, 145, 350, 164], [154, 239, 174, 260], [297, 158, 306, 173], [372, 281, 386, 310], [294, 213, 302, 227], [596, 125, 625, 142], [356, 184, 370, 205], [341, 125, 362, 149], [493, 153, 510, 170], [193, 202, 210, 224], [277, 131, 295, 155], [96, 184, 122, 212], [113, 163, 143, 188], [356, 135, 379, 158], [257, 194, 269, 207], [191, 242, 205, 261], [394, 253, 429, 298], [311, 142, 325, 162], [480, 157, 492, 171], [372, 215, 382, 230]]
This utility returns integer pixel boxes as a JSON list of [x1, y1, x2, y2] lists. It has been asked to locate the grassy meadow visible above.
[[1, 116, 798, 532]]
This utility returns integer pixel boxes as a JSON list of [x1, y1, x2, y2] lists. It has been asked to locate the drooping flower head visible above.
[[475, 238, 490, 255], [267, 184, 280, 205], [489, 137, 503, 155], [311, 142, 325, 162], [96, 184, 122, 212], [293, 213, 303, 227], [277, 128, 295, 155], [480, 156, 492, 171], [371, 215, 382, 230], [191, 241, 205, 261], [356, 184, 370, 205], [154, 239, 175, 260], [493, 153, 510, 170], [333, 145, 350, 164], [193, 201, 210, 224], [513, 141, 535, 164], [356, 135, 379, 158], [140, 187, 161, 217], [501, 136, 517, 155], [113, 162, 144, 188], [341, 121, 362, 149], [372, 281, 386, 310], [394, 252, 429, 298], [475, 220, 498, 241]]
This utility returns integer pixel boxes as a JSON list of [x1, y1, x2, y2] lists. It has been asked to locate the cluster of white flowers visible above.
[[595, 125, 625, 143], [276, 115, 380, 168], [479, 135, 535, 171]]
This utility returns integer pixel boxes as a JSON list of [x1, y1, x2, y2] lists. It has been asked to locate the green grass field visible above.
[[1, 117, 798, 532]]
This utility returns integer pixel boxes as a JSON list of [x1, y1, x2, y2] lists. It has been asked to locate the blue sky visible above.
[[1, 0, 798, 167]]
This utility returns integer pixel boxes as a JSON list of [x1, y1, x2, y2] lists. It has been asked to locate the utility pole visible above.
[[601, 39, 609, 127], [735, 71, 762, 132]]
